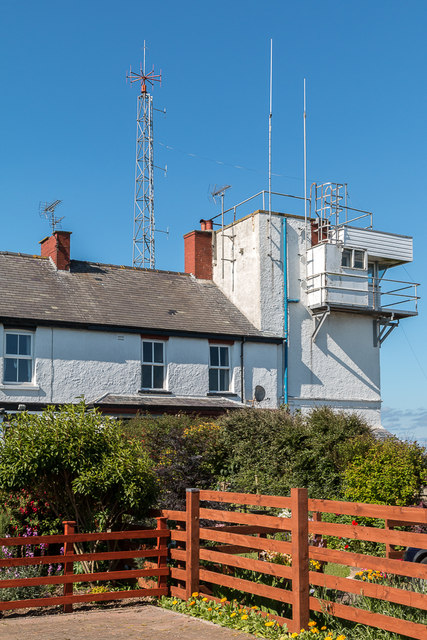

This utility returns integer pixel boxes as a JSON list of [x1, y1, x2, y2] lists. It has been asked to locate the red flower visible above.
[[352, 520, 358, 526], [345, 544, 349, 549]]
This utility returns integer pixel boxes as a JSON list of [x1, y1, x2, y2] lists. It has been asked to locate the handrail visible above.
[[306, 272, 419, 313], [210, 190, 309, 223]]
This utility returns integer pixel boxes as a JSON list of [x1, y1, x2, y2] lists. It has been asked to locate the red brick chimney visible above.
[[40, 231, 72, 270], [184, 220, 213, 279]]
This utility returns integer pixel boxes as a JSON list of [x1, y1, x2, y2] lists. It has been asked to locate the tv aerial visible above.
[[210, 184, 231, 205], [39, 199, 64, 234]]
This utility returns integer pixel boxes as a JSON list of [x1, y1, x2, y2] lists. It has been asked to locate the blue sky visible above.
[[0, 1, 426, 443]]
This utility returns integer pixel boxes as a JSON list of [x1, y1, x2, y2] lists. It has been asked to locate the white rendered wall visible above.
[[212, 212, 284, 336], [0, 325, 279, 408], [212, 211, 383, 427]]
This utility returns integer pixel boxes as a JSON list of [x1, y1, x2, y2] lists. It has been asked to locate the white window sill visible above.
[[0, 384, 40, 391]]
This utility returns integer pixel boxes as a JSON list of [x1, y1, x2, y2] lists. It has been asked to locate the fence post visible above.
[[63, 520, 76, 613], [291, 488, 309, 633], [156, 516, 169, 593], [185, 488, 200, 599]]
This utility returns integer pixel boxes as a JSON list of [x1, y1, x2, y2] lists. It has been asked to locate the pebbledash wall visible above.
[[0, 325, 280, 407], [212, 211, 382, 427]]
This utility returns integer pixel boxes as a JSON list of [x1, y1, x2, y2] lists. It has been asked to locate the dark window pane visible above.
[[143, 342, 152, 363], [4, 358, 17, 382], [5, 334, 18, 355], [19, 335, 31, 356], [219, 369, 229, 391], [18, 359, 31, 383], [209, 368, 218, 391], [353, 251, 365, 269], [210, 346, 219, 367], [342, 249, 351, 267], [153, 366, 164, 389], [142, 365, 152, 388], [220, 347, 229, 367], [153, 342, 163, 363]]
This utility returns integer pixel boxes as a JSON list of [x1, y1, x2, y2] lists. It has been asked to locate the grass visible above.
[[323, 563, 350, 578]]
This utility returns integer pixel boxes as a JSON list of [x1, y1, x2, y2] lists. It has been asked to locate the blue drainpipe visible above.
[[283, 218, 288, 405]]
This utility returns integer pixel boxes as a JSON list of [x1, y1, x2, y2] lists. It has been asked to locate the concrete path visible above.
[[0, 604, 256, 640]]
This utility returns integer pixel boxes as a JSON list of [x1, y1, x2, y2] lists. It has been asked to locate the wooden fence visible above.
[[164, 488, 427, 639], [0, 516, 169, 612]]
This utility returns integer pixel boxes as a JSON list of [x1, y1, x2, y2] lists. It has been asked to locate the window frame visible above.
[[341, 247, 367, 270], [141, 339, 166, 390], [209, 344, 231, 393], [3, 330, 34, 385]]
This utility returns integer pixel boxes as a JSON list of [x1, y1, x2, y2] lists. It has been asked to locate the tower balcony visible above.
[[306, 271, 419, 319]]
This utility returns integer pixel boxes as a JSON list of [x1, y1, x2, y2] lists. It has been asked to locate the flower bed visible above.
[[160, 593, 345, 639]]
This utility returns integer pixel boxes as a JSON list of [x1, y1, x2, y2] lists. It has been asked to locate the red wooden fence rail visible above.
[[0, 518, 170, 613], [165, 488, 427, 639]]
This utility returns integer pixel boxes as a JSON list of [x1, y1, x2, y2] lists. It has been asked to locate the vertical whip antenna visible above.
[[268, 39, 273, 243], [127, 42, 162, 269], [304, 78, 308, 258]]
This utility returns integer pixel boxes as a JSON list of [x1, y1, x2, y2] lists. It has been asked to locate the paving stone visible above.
[[0, 604, 255, 640]]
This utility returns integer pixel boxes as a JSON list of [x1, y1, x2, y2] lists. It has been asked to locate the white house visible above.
[[0, 228, 282, 417], [0, 183, 418, 426]]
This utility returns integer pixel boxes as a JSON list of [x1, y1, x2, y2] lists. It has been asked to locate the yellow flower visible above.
[[192, 592, 199, 597], [251, 605, 259, 610], [265, 621, 275, 627], [321, 627, 326, 631], [311, 629, 319, 634], [202, 597, 208, 602], [189, 601, 195, 606], [230, 612, 237, 618], [172, 600, 178, 605], [325, 637, 333, 640], [308, 621, 317, 627], [291, 634, 298, 638], [220, 597, 227, 603], [336, 636, 346, 640], [207, 607, 212, 611], [300, 630, 305, 633], [241, 614, 248, 620]]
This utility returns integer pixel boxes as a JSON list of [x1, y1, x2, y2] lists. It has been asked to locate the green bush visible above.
[[121, 414, 223, 509], [343, 437, 427, 506], [216, 406, 373, 499], [0, 403, 158, 532]]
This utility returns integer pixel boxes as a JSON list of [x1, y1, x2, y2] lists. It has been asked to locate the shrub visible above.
[[1, 489, 62, 536], [121, 414, 222, 509], [343, 437, 427, 506], [0, 403, 158, 532], [216, 406, 373, 499]]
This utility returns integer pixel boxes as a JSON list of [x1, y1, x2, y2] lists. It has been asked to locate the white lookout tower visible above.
[[205, 186, 418, 427]]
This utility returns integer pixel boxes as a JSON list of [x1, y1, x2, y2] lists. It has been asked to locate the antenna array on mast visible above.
[[39, 199, 64, 234], [127, 43, 162, 269]]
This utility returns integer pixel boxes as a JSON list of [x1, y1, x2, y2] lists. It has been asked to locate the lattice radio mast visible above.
[[127, 44, 162, 269]]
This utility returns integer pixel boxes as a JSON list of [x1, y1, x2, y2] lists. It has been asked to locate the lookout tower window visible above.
[[341, 248, 366, 270]]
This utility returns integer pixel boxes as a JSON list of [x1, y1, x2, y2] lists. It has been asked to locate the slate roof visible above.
[[0, 252, 269, 339], [91, 393, 244, 410]]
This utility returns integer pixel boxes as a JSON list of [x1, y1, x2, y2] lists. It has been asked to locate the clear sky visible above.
[[1, 1, 426, 443]]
